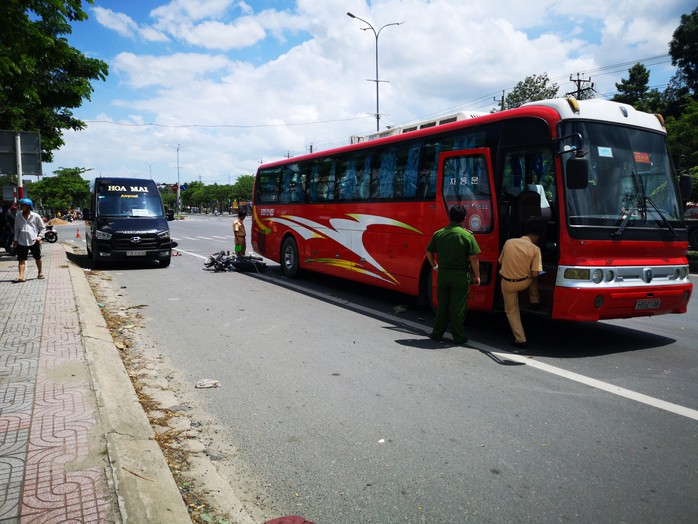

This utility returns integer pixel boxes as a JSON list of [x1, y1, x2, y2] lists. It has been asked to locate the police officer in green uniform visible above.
[[426, 204, 481, 344]]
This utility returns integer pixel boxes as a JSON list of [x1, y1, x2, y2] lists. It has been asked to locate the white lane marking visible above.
[[174, 248, 207, 260], [211, 236, 229, 239], [198, 236, 214, 240], [487, 352, 698, 421]]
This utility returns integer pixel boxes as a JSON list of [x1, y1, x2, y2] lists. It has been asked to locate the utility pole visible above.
[[567, 73, 594, 98], [493, 90, 505, 111]]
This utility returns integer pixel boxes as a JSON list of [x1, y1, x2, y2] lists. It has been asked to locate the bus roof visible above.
[[523, 97, 666, 133], [259, 97, 666, 170]]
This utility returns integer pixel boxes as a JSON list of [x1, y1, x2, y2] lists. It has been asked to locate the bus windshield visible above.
[[562, 121, 682, 232], [96, 184, 165, 218]]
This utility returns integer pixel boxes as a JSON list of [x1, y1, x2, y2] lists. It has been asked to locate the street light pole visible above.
[[347, 12, 403, 132], [146, 162, 159, 180]]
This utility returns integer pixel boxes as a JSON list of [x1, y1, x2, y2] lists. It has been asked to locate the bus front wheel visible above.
[[281, 237, 300, 278]]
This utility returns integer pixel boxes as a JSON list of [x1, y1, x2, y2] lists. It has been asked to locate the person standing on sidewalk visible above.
[[426, 204, 481, 345], [233, 209, 247, 256], [12, 198, 46, 283], [498, 226, 543, 350]]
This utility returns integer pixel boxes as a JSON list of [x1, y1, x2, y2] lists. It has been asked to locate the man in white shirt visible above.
[[12, 198, 46, 283]]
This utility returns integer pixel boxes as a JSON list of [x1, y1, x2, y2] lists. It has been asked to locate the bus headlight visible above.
[[95, 230, 112, 240], [564, 268, 590, 280], [591, 269, 604, 284], [680, 267, 688, 279], [605, 270, 615, 282]]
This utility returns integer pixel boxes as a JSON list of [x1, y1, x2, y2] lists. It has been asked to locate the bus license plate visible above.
[[635, 298, 661, 310], [126, 250, 146, 256]]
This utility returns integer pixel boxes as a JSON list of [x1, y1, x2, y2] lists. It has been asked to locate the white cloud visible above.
[[93, 7, 138, 38], [175, 18, 267, 50], [93, 6, 170, 43], [45, 0, 694, 183], [112, 52, 232, 89]]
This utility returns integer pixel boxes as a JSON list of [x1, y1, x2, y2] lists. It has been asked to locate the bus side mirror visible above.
[[82, 208, 91, 221], [679, 173, 693, 202], [566, 156, 590, 190]]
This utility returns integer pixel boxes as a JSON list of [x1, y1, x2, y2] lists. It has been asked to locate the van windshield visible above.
[[97, 185, 165, 218]]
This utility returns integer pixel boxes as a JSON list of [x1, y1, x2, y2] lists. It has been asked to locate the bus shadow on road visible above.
[[253, 267, 677, 359], [496, 313, 677, 358]]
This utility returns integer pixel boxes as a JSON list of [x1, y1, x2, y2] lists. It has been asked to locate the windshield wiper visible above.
[[612, 170, 677, 238], [613, 169, 646, 238], [613, 194, 639, 237], [644, 194, 678, 239]]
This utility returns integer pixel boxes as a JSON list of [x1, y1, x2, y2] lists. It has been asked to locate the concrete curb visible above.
[[67, 249, 191, 523]]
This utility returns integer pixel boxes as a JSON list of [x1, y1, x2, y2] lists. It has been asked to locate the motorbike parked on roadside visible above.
[[43, 225, 58, 243], [0, 229, 15, 256]]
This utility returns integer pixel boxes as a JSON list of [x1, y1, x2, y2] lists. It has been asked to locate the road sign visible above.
[[0, 131, 42, 176]]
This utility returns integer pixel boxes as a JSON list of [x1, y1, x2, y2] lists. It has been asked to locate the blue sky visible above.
[[42, 0, 694, 185]]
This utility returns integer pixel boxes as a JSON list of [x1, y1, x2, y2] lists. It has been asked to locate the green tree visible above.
[[232, 175, 254, 203], [180, 180, 205, 210], [669, 6, 698, 95], [0, 1, 109, 162], [612, 63, 656, 110], [666, 96, 698, 170], [661, 71, 692, 118], [160, 185, 176, 210], [503, 73, 559, 110], [31, 167, 91, 213]]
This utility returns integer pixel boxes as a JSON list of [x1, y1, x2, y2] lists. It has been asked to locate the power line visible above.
[[84, 115, 372, 129]]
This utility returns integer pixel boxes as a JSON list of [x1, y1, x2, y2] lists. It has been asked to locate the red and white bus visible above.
[[252, 97, 693, 321]]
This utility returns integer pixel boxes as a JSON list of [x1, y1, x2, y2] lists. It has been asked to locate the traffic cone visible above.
[[76, 229, 81, 238]]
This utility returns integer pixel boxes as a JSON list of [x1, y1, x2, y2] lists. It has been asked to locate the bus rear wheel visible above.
[[281, 237, 300, 278]]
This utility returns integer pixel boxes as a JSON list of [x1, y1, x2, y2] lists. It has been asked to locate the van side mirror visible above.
[[82, 208, 91, 221], [166, 208, 175, 221], [566, 156, 590, 190]]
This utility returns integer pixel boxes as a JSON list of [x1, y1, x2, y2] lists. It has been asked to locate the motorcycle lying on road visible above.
[[43, 225, 58, 243], [203, 250, 266, 272]]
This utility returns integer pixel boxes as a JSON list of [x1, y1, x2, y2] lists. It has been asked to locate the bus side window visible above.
[[396, 144, 420, 198], [353, 153, 372, 200], [529, 151, 555, 217], [280, 164, 300, 204], [369, 156, 382, 199], [337, 157, 356, 201], [418, 143, 438, 198], [256, 168, 280, 203], [311, 158, 336, 202], [375, 149, 396, 199]]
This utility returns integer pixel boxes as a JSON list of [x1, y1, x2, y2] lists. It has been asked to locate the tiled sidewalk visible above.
[[0, 243, 115, 523]]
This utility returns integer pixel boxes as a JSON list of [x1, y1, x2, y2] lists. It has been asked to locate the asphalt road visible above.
[[59, 216, 698, 523]]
